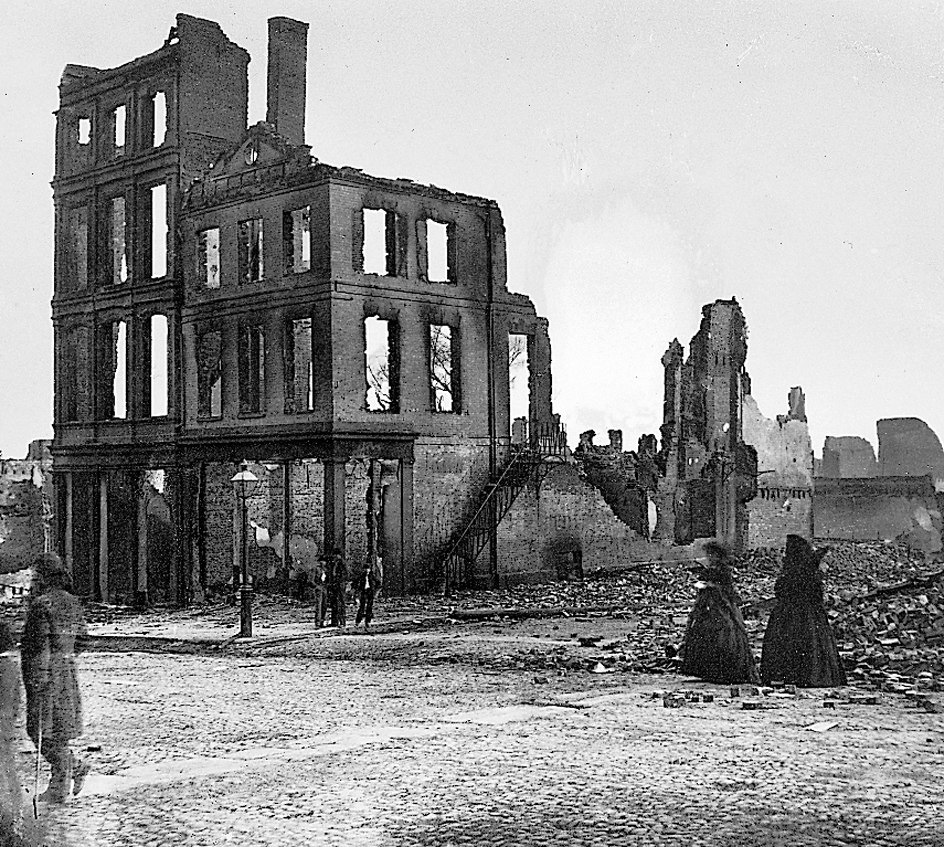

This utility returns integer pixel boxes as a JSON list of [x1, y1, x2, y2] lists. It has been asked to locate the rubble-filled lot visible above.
[[5, 539, 943, 845]]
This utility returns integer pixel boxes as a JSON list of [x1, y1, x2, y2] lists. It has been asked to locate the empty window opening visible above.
[[284, 207, 311, 274], [149, 314, 169, 417], [103, 320, 127, 420], [152, 92, 166, 147], [287, 318, 313, 413], [362, 209, 387, 275], [238, 218, 263, 283], [110, 197, 128, 284], [430, 324, 456, 412], [427, 220, 449, 282], [113, 104, 126, 155], [238, 324, 266, 414], [508, 334, 530, 434], [150, 184, 167, 279], [365, 316, 396, 412], [77, 117, 91, 146], [198, 228, 220, 288], [70, 206, 89, 289], [197, 330, 222, 418]]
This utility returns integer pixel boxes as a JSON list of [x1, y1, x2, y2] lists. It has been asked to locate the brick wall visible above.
[[746, 488, 813, 548], [813, 476, 943, 553], [412, 438, 491, 586], [489, 463, 699, 587]]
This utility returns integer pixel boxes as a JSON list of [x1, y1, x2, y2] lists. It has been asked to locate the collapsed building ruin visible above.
[[0, 442, 54, 581], [573, 299, 813, 555], [816, 418, 944, 553], [51, 15, 561, 602]]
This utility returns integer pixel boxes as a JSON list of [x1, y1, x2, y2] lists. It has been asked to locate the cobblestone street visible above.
[[16, 614, 944, 847]]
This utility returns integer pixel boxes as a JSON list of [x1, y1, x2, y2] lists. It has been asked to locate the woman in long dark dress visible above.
[[760, 535, 847, 688], [679, 542, 759, 684]]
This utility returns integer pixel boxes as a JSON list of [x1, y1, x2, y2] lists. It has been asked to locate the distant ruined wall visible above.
[[814, 476, 943, 554], [877, 418, 944, 489], [742, 389, 814, 546], [0, 441, 54, 573], [821, 436, 878, 479]]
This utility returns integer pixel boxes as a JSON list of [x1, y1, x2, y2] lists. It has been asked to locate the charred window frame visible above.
[[97, 318, 128, 420], [197, 227, 221, 289], [284, 317, 314, 413], [352, 207, 407, 278], [111, 103, 127, 158], [104, 195, 129, 286], [364, 315, 400, 414], [196, 328, 223, 419], [238, 323, 266, 415], [145, 314, 169, 418], [77, 115, 92, 147], [283, 207, 311, 275], [429, 323, 461, 413], [418, 218, 457, 284], [146, 183, 168, 280], [145, 91, 167, 148], [238, 218, 264, 284]]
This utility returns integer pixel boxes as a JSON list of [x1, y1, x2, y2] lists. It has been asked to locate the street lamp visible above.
[[231, 461, 259, 638]]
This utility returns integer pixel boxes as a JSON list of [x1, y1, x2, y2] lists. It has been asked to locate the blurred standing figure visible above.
[[327, 548, 348, 628], [680, 542, 760, 685], [0, 620, 27, 843], [21, 554, 91, 805], [354, 555, 383, 630], [760, 535, 847, 688]]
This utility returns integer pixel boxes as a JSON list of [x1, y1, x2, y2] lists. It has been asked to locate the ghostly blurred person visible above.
[[0, 620, 27, 843], [679, 542, 760, 684], [761, 535, 847, 688], [20, 554, 90, 805]]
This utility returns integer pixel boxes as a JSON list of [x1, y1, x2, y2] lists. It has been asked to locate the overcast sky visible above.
[[1, 1, 942, 459]]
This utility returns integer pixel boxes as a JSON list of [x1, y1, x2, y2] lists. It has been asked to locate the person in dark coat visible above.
[[326, 548, 348, 628], [353, 555, 383, 630], [679, 542, 760, 685], [760, 535, 847, 688], [21, 554, 90, 805]]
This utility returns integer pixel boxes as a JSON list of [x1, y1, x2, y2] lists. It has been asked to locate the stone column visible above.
[[399, 460, 414, 595], [98, 472, 109, 603], [63, 472, 73, 571], [323, 460, 346, 557]]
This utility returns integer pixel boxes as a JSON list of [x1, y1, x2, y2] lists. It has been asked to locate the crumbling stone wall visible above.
[[814, 476, 943, 554], [0, 442, 54, 573], [489, 463, 697, 586], [878, 418, 944, 489], [655, 299, 756, 549], [742, 388, 814, 546], [821, 436, 879, 478]]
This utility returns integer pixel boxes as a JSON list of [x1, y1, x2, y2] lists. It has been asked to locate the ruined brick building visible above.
[[816, 418, 944, 553], [573, 299, 814, 553], [51, 15, 558, 603]]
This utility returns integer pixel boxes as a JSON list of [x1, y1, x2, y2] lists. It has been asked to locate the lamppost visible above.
[[231, 461, 259, 638]]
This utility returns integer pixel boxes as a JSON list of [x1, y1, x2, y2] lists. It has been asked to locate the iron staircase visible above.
[[442, 420, 567, 594]]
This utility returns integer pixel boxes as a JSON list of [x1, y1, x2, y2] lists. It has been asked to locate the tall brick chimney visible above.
[[266, 17, 309, 145]]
